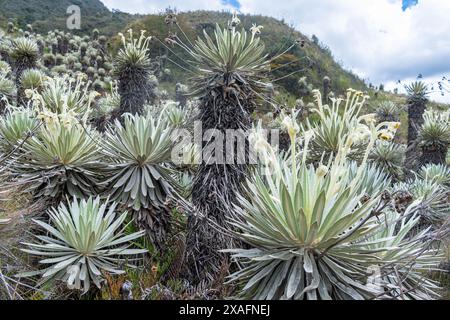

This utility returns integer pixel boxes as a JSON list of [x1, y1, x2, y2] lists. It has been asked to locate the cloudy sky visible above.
[[102, 0, 450, 103]]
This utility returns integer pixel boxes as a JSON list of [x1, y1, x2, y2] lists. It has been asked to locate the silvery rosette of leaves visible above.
[[19, 197, 147, 293], [6, 118, 104, 199], [226, 90, 441, 300], [102, 112, 177, 211]]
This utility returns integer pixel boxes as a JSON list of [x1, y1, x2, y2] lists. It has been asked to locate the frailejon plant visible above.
[[0, 106, 39, 153], [102, 113, 176, 249], [418, 110, 450, 166], [19, 197, 147, 294], [363, 209, 443, 299], [369, 140, 405, 181], [225, 90, 441, 300], [375, 101, 401, 123], [92, 81, 120, 131], [35, 75, 97, 117], [20, 69, 45, 91], [418, 163, 450, 187], [167, 15, 273, 284], [113, 30, 154, 118], [156, 100, 192, 128], [393, 177, 449, 225], [0, 61, 12, 76], [9, 37, 39, 105], [7, 117, 103, 202], [0, 74, 15, 114], [306, 89, 373, 163], [405, 81, 429, 170], [18, 68, 45, 105]]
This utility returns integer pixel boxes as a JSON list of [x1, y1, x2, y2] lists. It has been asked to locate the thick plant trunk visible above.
[[405, 101, 426, 174], [0, 100, 8, 115], [407, 102, 426, 145], [112, 69, 149, 120], [15, 59, 36, 106], [419, 145, 448, 167], [278, 131, 291, 153], [0, 49, 10, 66], [184, 78, 254, 286], [135, 206, 172, 252]]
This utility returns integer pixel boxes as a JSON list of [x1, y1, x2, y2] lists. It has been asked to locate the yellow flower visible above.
[[388, 122, 401, 131], [379, 131, 394, 141], [25, 89, 34, 99], [231, 11, 241, 26], [281, 115, 300, 139], [89, 91, 101, 100], [316, 165, 329, 178], [359, 113, 377, 125], [250, 24, 263, 37]]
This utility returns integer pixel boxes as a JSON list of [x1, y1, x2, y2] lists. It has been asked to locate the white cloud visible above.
[[101, 0, 450, 102], [238, 0, 450, 102], [102, 0, 235, 14]]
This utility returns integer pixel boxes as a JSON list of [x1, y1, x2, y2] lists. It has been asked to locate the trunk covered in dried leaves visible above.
[[184, 76, 256, 285], [113, 66, 151, 119], [419, 144, 448, 166], [405, 97, 427, 172]]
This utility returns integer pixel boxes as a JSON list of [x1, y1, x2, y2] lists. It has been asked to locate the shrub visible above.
[[19, 197, 147, 294], [8, 118, 104, 201], [102, 113, 176, 248], [306, 89, 371, 163], [20, 68, 45, 91], [0, 107, 39, 152], [369, 141, 405, 180], [227, 91, 440, 300]]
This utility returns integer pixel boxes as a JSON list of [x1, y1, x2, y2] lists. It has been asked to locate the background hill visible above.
[[0, 0, 135, 35], [1, 1, 447, 111], [0, 1, 367, 98], [123, 10, 367, 98]]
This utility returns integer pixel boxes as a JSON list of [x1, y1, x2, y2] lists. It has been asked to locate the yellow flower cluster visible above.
[[37, 109, 78, 129], [281, 113, 300, 140]]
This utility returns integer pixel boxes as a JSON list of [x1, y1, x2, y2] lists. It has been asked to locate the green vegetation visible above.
[[19, 196, 147, 293], [0, 0, 135, 36], [0, 7, 448, 301], [124, 11, 367, 98]]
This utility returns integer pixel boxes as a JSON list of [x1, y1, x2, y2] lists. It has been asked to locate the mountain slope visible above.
[[0, 1, 367, 96], [124, 10, 367, 97], [0, 0, 109, 22], [0, 0, 134, 35]]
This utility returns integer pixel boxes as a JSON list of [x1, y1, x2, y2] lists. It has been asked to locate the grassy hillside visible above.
[[0, 1, 368, 96], [0, 0, 135, 35]]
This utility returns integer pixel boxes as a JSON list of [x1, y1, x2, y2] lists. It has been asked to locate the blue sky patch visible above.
[[402, 0, 418, 11], [222, 0, 240, 9]]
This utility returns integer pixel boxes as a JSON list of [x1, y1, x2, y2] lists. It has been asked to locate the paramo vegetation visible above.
[[0, 10, 448, 300]]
